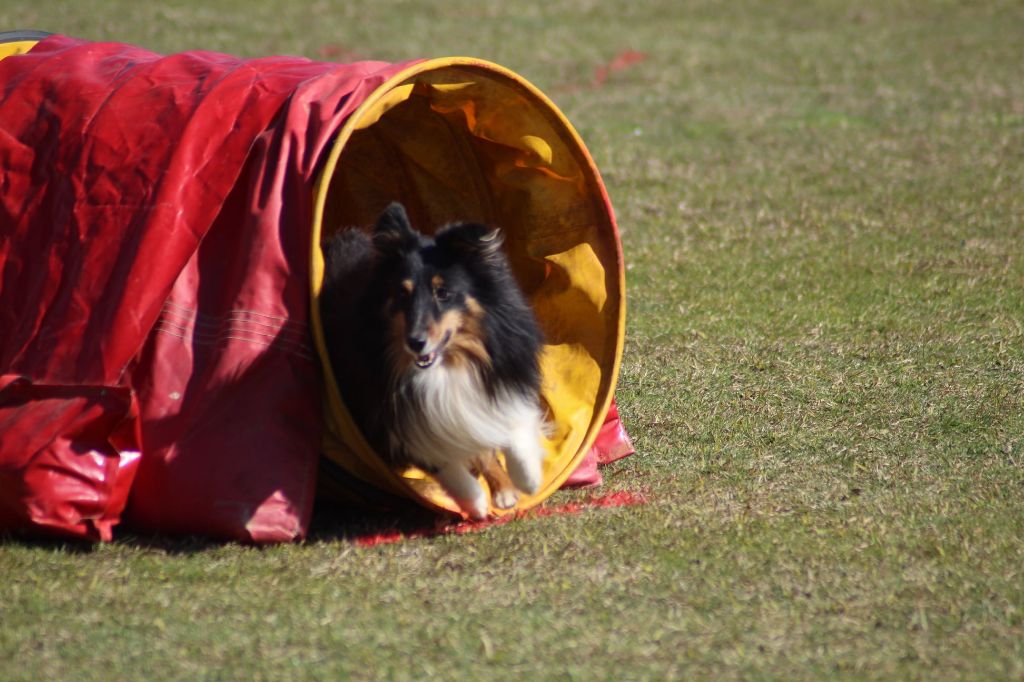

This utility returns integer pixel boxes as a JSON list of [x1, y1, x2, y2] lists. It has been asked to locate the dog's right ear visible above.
[[435, 221, 504, 261], [373, 202, 417, 254]]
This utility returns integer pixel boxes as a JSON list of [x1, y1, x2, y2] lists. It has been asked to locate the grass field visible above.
[[2, 1, 1023, 679]]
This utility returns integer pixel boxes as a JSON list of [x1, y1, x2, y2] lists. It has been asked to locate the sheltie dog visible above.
[[320, 202, 548, 519]]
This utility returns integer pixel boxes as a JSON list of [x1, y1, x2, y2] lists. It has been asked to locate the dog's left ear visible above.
[[373, 202, 418, 256], [436, 222, 504, 260]]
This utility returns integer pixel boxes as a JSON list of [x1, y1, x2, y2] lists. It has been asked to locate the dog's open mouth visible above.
[[414, 352, 437, 369], [413, 331, 452, 370]]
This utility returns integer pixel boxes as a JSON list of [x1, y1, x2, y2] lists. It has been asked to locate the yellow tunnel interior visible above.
[[310, 58, 625, 516]]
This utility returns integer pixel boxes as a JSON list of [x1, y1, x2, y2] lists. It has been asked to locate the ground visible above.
[[1, 1, 1022, 679]]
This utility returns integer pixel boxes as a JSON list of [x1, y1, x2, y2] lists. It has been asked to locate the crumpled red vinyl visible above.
[[562, 400, 635, 488], [0, 35, 633, 542]]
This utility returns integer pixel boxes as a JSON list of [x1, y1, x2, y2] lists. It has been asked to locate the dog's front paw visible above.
[[435, 464, 489, 520], [492, 488, 520, 510], [461, 491, 490, 521]]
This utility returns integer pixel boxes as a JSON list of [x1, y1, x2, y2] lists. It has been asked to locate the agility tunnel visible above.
[[0, 32, 631, 542]]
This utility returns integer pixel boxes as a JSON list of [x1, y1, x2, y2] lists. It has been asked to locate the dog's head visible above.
[[372, 202, 504, 373]]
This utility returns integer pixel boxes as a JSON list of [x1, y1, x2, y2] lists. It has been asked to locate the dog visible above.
[[320, 202, 549, 519]]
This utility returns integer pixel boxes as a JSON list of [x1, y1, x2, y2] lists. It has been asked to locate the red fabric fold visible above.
[[561, 398, 636, 488], [0, 376, 141, 541]]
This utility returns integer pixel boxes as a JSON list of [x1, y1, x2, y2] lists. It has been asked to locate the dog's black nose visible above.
[[406, 335, 427, 353]]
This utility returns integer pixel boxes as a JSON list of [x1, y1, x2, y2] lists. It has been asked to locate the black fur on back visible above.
[[319, 224, 390, 452], [320, 202, 544, 464]]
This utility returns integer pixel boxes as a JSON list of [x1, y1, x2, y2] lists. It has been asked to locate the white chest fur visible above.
[[393, 364, 545, 475]]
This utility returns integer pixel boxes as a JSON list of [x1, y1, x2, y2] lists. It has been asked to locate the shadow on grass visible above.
[[0, 532, 97, 554], [107, 501, 447, 554], [3, 488, 643, 552], [305, 498, 453, 546], [0, 501, 451, 554]]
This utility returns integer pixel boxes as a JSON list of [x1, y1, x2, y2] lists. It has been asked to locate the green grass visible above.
[[3, 0, 1023, 678]]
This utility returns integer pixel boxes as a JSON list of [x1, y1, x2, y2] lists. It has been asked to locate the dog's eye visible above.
[[435, 286, 450, 302]]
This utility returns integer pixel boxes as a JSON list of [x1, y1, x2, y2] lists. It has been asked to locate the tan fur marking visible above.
[[401, 279, 414, 294], [432, 309, 463, 346], [445, 296, 490, 370], [431, 274, 444, 291], [464, 295, 484, 317]]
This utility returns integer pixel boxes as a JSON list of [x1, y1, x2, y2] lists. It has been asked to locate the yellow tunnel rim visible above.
[[310, 56, 626, 514], [0, 29, 49, 61]]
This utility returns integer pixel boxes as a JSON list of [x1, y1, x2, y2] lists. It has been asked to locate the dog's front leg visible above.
[[474, 451, 520, 510], [435, 463, 489, 520], [504, 424, 545, 496]]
